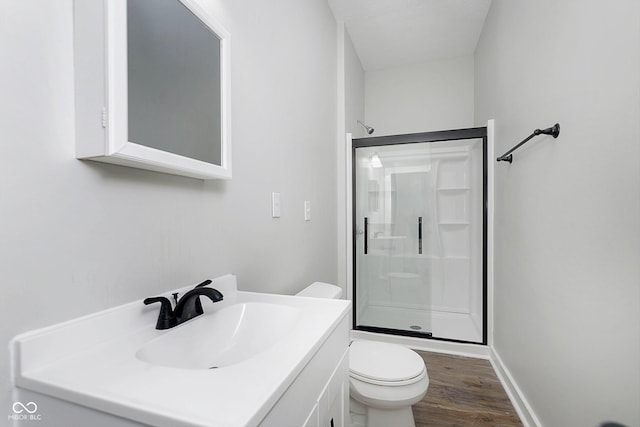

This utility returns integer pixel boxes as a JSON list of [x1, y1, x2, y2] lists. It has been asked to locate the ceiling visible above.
[[328, 0, 492, 71]]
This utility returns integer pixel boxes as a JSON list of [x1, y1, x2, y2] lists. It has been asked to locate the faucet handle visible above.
[[194, 279, 212, 288], [143, 296, 177, 330]]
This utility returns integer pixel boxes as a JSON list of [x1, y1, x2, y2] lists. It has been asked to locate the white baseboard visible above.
[[490, 347, 543, 427]]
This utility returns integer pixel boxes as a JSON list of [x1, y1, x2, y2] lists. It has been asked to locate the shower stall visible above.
[[352, 127, 487, 344]]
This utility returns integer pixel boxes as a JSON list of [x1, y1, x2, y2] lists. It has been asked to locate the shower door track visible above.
[[352, 126, 488, 345]]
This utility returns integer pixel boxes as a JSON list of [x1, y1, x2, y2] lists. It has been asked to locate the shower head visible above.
[[357, 120, 375, 135]]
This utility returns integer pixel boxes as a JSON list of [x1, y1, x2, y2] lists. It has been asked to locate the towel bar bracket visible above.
[[497, 123, 560, 163]]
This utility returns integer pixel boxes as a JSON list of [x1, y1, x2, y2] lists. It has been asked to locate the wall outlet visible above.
[[304, 201, 311, 221], [272, 192, 281, 218]]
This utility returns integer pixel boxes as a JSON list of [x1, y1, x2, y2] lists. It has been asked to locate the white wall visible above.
[[1, 0, 337, 416], [364, 56, 475, 136], [344, 31, 366, 139], [337, 27, 365, 292], [475, 1, 640, 426]]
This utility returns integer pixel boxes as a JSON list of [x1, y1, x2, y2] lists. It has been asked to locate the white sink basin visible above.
[[136, 302, 301, 370], [11, 274, 351, 427]]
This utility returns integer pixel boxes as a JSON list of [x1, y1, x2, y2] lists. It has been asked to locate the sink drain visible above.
[[409, 325, 422, 330], [208, 366, 218, 370]]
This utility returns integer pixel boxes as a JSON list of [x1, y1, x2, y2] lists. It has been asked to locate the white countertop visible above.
[[10, 275, 351, 427]]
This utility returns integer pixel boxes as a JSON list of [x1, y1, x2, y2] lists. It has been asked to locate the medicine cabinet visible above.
[[74, 0, 232, 180]]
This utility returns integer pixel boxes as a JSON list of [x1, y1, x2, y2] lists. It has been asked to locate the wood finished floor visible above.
[[413, 351, 523, 427]]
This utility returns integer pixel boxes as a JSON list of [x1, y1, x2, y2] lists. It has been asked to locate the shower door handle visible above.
[[418, 217, 423, 255], [364, 217, 368, 255]]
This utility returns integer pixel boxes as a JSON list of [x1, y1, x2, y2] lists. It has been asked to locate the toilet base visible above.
[[350, 397, 417, 427]]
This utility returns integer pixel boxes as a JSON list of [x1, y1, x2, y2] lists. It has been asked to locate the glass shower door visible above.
[[353, 135, 485, 343]]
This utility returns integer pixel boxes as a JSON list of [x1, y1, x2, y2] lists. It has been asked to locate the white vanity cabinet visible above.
[[260, 315, 350, 427], [313, 351, 349, 427]]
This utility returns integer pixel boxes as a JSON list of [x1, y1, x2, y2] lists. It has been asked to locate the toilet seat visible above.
[[349, 341, 426, 386]]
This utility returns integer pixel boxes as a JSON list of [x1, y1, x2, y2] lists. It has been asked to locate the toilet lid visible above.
[[349, 341, 426, 385]]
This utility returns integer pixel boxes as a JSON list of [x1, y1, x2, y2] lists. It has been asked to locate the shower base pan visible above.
[[358, 304, 482, 343]]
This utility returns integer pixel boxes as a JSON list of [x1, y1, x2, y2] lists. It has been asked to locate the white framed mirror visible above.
[[74, 0, 231, 180]]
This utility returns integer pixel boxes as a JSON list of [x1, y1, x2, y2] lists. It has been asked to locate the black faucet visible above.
[[144, 280, 224, 330]]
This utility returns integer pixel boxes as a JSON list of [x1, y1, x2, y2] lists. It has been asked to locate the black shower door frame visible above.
[[352, 126, 488, 345]]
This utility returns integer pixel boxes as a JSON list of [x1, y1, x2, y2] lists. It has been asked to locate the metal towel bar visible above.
[[497, 123, 560, 163]]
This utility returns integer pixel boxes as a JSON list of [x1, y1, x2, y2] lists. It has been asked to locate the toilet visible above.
[[297, 282, 429, 427]]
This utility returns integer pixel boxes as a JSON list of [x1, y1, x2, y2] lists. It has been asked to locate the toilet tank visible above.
[[297, 282, 343, 299]]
